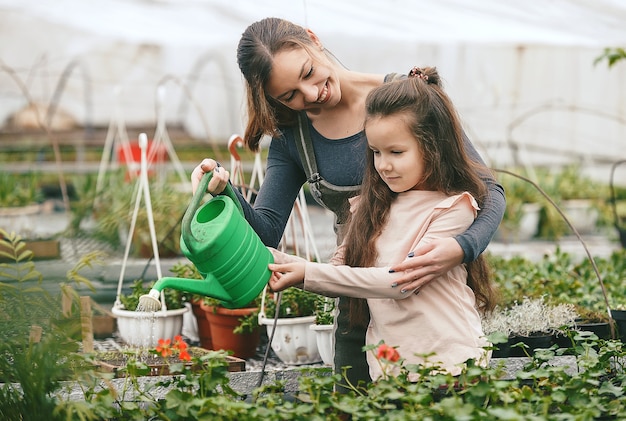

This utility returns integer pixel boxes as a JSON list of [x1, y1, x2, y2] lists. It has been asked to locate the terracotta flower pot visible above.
[[200, 303, 260, 359], [191, 299, 213, 350]]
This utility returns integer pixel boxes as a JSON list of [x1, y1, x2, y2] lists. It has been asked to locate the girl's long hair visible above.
[[342, 67, 498, 327]]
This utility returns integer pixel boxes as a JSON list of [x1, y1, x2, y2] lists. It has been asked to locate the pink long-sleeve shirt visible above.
[[303, 190, 490, 380]]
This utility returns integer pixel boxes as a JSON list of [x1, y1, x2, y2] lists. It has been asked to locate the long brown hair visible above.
[[342, 67, 498, 326], [237, 17, 318, 151]]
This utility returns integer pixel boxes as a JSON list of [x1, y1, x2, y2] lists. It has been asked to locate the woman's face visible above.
[[265, 46, 341, 112], [366, 114, 425, 193]]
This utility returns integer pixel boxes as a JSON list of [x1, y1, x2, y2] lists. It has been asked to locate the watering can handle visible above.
[[182, 171, 245, 242]]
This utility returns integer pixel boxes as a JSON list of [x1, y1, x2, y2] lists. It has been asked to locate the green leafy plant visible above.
[[119, 278, 184, 311], [0, 172, 42, 208], [314, 296, 336, 325], [0, 229, 99, 420], [264, 287, 318, 319]]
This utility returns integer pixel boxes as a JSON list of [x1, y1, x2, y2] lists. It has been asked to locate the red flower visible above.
[[376, 344, 400, 362]]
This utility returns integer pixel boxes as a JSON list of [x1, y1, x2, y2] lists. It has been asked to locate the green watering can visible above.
[[137, 171, 273, 311]]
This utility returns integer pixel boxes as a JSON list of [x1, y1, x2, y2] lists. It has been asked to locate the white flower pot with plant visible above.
[[259, 287, 321, 365]]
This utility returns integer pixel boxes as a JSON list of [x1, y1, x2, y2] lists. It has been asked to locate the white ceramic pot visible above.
[[260, 315, 321, 365], [112, 306, 188, 348], [309, 324, 334, 366], [562, 199, 599, 235]]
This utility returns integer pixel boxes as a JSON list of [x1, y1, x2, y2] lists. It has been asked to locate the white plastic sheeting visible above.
[[0, 0, 625, 169]]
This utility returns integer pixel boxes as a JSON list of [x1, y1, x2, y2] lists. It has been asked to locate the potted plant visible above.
[[482, 296, 578, 357], [309, 296, 337, 366], [495, 169, 542, 242], [0, 171, 62, 260], [112, 279, 188, 348], [259, 286, 321, 365], [200, 296, 261, 359], [536, 166, 610, 239]]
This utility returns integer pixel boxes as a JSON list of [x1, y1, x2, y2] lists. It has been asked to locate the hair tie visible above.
[[408, 66, 428, 82]]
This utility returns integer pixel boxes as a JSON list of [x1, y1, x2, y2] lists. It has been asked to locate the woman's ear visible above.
[[306, 29, 324, 51]]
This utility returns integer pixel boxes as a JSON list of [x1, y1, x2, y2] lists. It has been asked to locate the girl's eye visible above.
[[305, 66, 314, 78], [392, 150, 403, 155]]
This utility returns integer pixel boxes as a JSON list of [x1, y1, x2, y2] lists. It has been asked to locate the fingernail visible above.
[[391, 282, 397, 288], [401, 289, 407, 294], [407, 252, 415, 258], [388, 269, 395, 273]]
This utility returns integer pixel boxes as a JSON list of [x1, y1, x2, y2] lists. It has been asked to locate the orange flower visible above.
[[376, 344, 400, 362], [156, 338, 173, 357], [155, 336, 191, 361], [178, 349, 191, 362], [174, 336, 188, 351]]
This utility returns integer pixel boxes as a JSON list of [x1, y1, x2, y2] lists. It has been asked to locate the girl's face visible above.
[[265, 46, 341, 112], [366, 114, 425, 193]]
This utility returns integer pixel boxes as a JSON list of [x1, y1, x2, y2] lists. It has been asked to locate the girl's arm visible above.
[[269, 195, 476, 299]]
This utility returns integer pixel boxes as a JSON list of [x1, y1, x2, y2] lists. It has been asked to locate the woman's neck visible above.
[[308, 70, 383, 139]]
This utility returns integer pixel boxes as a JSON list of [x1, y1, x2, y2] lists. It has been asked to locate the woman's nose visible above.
[[302, 84, 319, 103]]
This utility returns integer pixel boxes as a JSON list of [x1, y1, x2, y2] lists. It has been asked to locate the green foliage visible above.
[[488, 247, 626, 312], [595, 47, 626, 68], [0, 229, 97, 421], [496, 165, 612, 240], [265, 287, 318, 318], [120, 278, 185, 311], [67, 335, 626, 420], [0, 171, 42, 207], [314, 296, 336, 325]]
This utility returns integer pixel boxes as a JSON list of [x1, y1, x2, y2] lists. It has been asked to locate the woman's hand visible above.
[[190, 158, 230, 195], [388, 237, 464, 293], [268, 262, 306, 292]]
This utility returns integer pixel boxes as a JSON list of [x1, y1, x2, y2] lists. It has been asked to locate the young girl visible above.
[[268, 67, 499, 382]]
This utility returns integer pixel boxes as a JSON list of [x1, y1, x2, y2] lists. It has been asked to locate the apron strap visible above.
[[294, 112, 321, 184]]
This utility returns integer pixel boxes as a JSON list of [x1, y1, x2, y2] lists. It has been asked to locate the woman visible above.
[[268, 67, 499, 382], [191, 17, 505, 389]]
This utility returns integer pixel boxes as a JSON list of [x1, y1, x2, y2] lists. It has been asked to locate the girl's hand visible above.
[[190, 158, 230, 195], [268, 262, 306, 292], [388, 237, 463, 293]]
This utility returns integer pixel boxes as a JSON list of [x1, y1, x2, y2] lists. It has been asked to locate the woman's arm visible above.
[[190, 137, 307, 248]]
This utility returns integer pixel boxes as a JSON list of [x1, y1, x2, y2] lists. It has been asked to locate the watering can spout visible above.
[[151, 276, 233, 303]]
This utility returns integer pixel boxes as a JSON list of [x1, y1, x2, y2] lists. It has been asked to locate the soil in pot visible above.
[[94, 346, 245, 377]]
